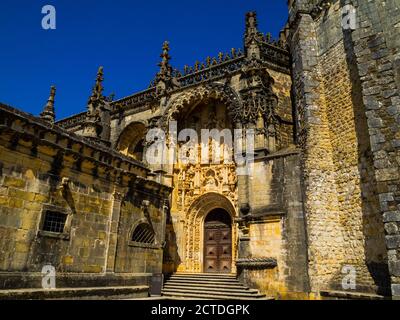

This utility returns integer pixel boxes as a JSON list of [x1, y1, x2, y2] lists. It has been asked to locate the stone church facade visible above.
[[0, 0, 399, 299]]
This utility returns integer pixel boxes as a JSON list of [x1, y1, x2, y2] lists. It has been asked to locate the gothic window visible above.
[[131, 223, 155, 244], [42, 211, 67, 233]]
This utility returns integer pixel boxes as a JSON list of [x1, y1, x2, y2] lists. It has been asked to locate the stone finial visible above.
[[40, 86, 56, 124], [86, 66, 105, 115], [91, 66, 104, 100], [245, 11, 258, 36], [157, 41, 172, 80], [82, 66, 112, 146], [154, 41, 180, 96], [244, 11, 262, 59]]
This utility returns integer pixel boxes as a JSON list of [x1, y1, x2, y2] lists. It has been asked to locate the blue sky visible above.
[[0, 0, 288, 120]]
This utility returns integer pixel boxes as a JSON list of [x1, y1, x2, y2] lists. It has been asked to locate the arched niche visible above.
[[116, 122, 146, 161]]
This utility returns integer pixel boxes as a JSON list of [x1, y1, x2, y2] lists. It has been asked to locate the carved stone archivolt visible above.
[[161, 83, 242, 130]]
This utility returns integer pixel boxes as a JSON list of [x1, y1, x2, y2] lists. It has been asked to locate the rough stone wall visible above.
[[289, 5, 347, 292], [348, 0, 400, 297], [319, 36, 387, 292], [0, 144, 111, 274], [288, 0, 394, 295]]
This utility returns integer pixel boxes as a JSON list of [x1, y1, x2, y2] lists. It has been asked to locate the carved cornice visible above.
[[0, 103, 152, 181], [56, 46, 290, 130], [260, 147, 301, 161], [0, 106, 173, 197], [177, 56, 246, 89], [57, 87, 157, 130], [160, 82, 242, 129], [178, 48, 244, 78]]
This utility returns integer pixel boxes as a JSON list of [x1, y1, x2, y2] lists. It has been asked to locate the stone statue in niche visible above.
[[228, 171, 237, 192], [203, 169, 218, 189]]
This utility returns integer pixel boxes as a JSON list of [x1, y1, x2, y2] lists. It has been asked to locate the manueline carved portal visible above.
[[168, 97, 238, 273]]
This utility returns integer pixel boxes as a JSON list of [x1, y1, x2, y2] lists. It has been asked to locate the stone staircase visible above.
[[0, 286, 149, 300], [162, 273, 271, 300]]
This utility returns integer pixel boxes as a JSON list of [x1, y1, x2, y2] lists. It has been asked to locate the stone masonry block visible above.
[[386, 235, 400, 249], [3, 176, 26, 189], [383, 211, 400, 222], [392, 284, 400, 297], [389, 260, 400, 277]]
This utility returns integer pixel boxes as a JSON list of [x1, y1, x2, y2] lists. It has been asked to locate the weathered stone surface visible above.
[[392, 284, 400, 296], [386, 235, 400, 249], [287, 0, 399, 297], [383, 211, 400, 223], [0, 1, 399, 300], [389, 260, 400, 277], [385, 222, 399, 235], [0, 103, 170, 291]]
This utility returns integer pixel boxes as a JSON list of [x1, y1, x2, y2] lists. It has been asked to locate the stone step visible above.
[[172, 273, 237, 279], [165, 279, 242, 287], [163, 285, 258, 294], [0, 286, 149, 300], [162, 291, 269, 300], [164, 283, 250, 290], [163, 287, 261, 297], [167, 276, 239, 283], [163, 272, 267, 300]]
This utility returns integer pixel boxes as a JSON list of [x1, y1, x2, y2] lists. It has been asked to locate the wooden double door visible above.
[[203, 209, 232, 273]]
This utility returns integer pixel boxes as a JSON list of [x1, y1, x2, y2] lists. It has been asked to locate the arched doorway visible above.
[[203, 209, 232, 273], [175, 192, 237, 273]]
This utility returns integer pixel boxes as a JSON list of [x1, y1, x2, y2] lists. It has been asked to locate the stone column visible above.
[[105, 188, 125, 273]]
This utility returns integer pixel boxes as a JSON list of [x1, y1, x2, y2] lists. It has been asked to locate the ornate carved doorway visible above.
[[203, 209, 232, 273]]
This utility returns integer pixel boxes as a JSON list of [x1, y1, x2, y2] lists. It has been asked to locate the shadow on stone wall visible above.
[[342, 26, 391, 296], [162, 210, 181, 274]]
